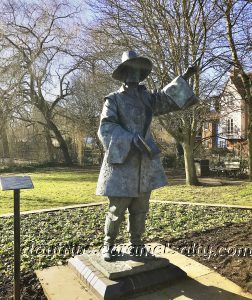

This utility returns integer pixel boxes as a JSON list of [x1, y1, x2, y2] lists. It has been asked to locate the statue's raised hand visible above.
[[182, 56, 202, 81]]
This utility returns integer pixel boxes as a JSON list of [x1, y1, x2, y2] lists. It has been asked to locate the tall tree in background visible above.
[[68, 56, 118, 163], [211, 0, 252, 179], [0, 0, 250, 172], [86, 0, 218, 184], [0, 85, 14, 162], [0, 41, 21, 163], [0, 0, 85, 164]]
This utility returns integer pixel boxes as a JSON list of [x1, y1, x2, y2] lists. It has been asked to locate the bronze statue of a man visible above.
[[96, 50, 198, 261]]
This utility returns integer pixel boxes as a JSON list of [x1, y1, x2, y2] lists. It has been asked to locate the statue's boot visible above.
[[128, 212, 151, 257], [102, 211, 125, 261]]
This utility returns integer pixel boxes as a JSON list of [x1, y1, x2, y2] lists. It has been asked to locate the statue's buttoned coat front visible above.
[[96, 76, 197, 197]]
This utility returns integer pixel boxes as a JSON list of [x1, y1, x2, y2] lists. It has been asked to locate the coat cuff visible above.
[[107, 127, 134, 164], [162, 75, 198, 109]]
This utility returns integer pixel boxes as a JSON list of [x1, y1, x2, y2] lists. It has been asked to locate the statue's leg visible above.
[[103, 196, 131, 259], [127, 192, 150, 247]]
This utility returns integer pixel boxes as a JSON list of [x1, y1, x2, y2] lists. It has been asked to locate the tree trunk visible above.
[[44, 128, 55, 162], [77, 131, 84, 166], [248, 104, 252, 181], [182, 142, 199, 185], [1, 124, 13, 165], [46, 119, 73, 165]]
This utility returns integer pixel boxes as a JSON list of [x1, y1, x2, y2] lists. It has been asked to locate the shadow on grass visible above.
[[168, 178, 245, 188], [198, 181, 244, 187], [36, 176, 98, 182], [21, 198, 100, 207]]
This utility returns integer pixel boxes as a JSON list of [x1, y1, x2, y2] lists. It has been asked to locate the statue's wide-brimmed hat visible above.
[[112, 50, 152, 82]]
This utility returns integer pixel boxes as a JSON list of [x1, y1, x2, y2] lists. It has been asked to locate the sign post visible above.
[[0, 176, 34, 300]]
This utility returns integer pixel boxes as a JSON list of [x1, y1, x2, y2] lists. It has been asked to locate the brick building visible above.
[[201, 73, 250, 157]]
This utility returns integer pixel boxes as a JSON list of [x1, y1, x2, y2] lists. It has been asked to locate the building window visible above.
[[219, 140, 226, 148], [227, 119, 233, 133]]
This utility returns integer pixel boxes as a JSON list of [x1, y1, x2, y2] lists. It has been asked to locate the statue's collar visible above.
[[119, 83, 146, 93]]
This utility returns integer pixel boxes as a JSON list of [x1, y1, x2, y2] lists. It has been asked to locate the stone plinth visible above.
[[68, 252, 187, 300]]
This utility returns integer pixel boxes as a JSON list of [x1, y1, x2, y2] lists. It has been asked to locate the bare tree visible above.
[[68, 59, 117, 164], [0, 0, 85, 164], [86, 0, 219, 184], [0, 46, 21, 163], [211, 0, 252, 179]]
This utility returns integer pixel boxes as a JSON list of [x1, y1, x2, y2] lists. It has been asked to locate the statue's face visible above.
[[125, 66, 141, 83]]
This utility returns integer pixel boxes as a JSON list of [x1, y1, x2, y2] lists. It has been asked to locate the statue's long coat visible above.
[[96, 76, 197, 197]]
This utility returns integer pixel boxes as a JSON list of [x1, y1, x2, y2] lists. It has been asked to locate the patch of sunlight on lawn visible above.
[[0, 170, 105, 214], [151, 182, 252, 206], [1, 170, 251, 215]]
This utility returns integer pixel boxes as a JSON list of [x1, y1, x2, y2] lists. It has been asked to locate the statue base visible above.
[[68, 251, 187, 299]]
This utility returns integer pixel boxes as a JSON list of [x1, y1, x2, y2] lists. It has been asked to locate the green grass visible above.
[[152, 183, 252, 206], [0, 170, 105, 215], [1, 203, 251, 280], [0, 169, 252, 215]]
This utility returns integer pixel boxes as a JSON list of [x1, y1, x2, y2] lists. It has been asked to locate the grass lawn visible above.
[[0, 170, 103, 215], [152, 183, 252, 207], [0, 169, 252, 214]]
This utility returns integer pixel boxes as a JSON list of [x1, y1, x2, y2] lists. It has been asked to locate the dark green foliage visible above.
[[0, 203, 251, 288]]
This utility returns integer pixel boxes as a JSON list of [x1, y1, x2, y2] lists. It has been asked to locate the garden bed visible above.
[[0, 203, 251, 299], [163, 219, 252, 293]]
